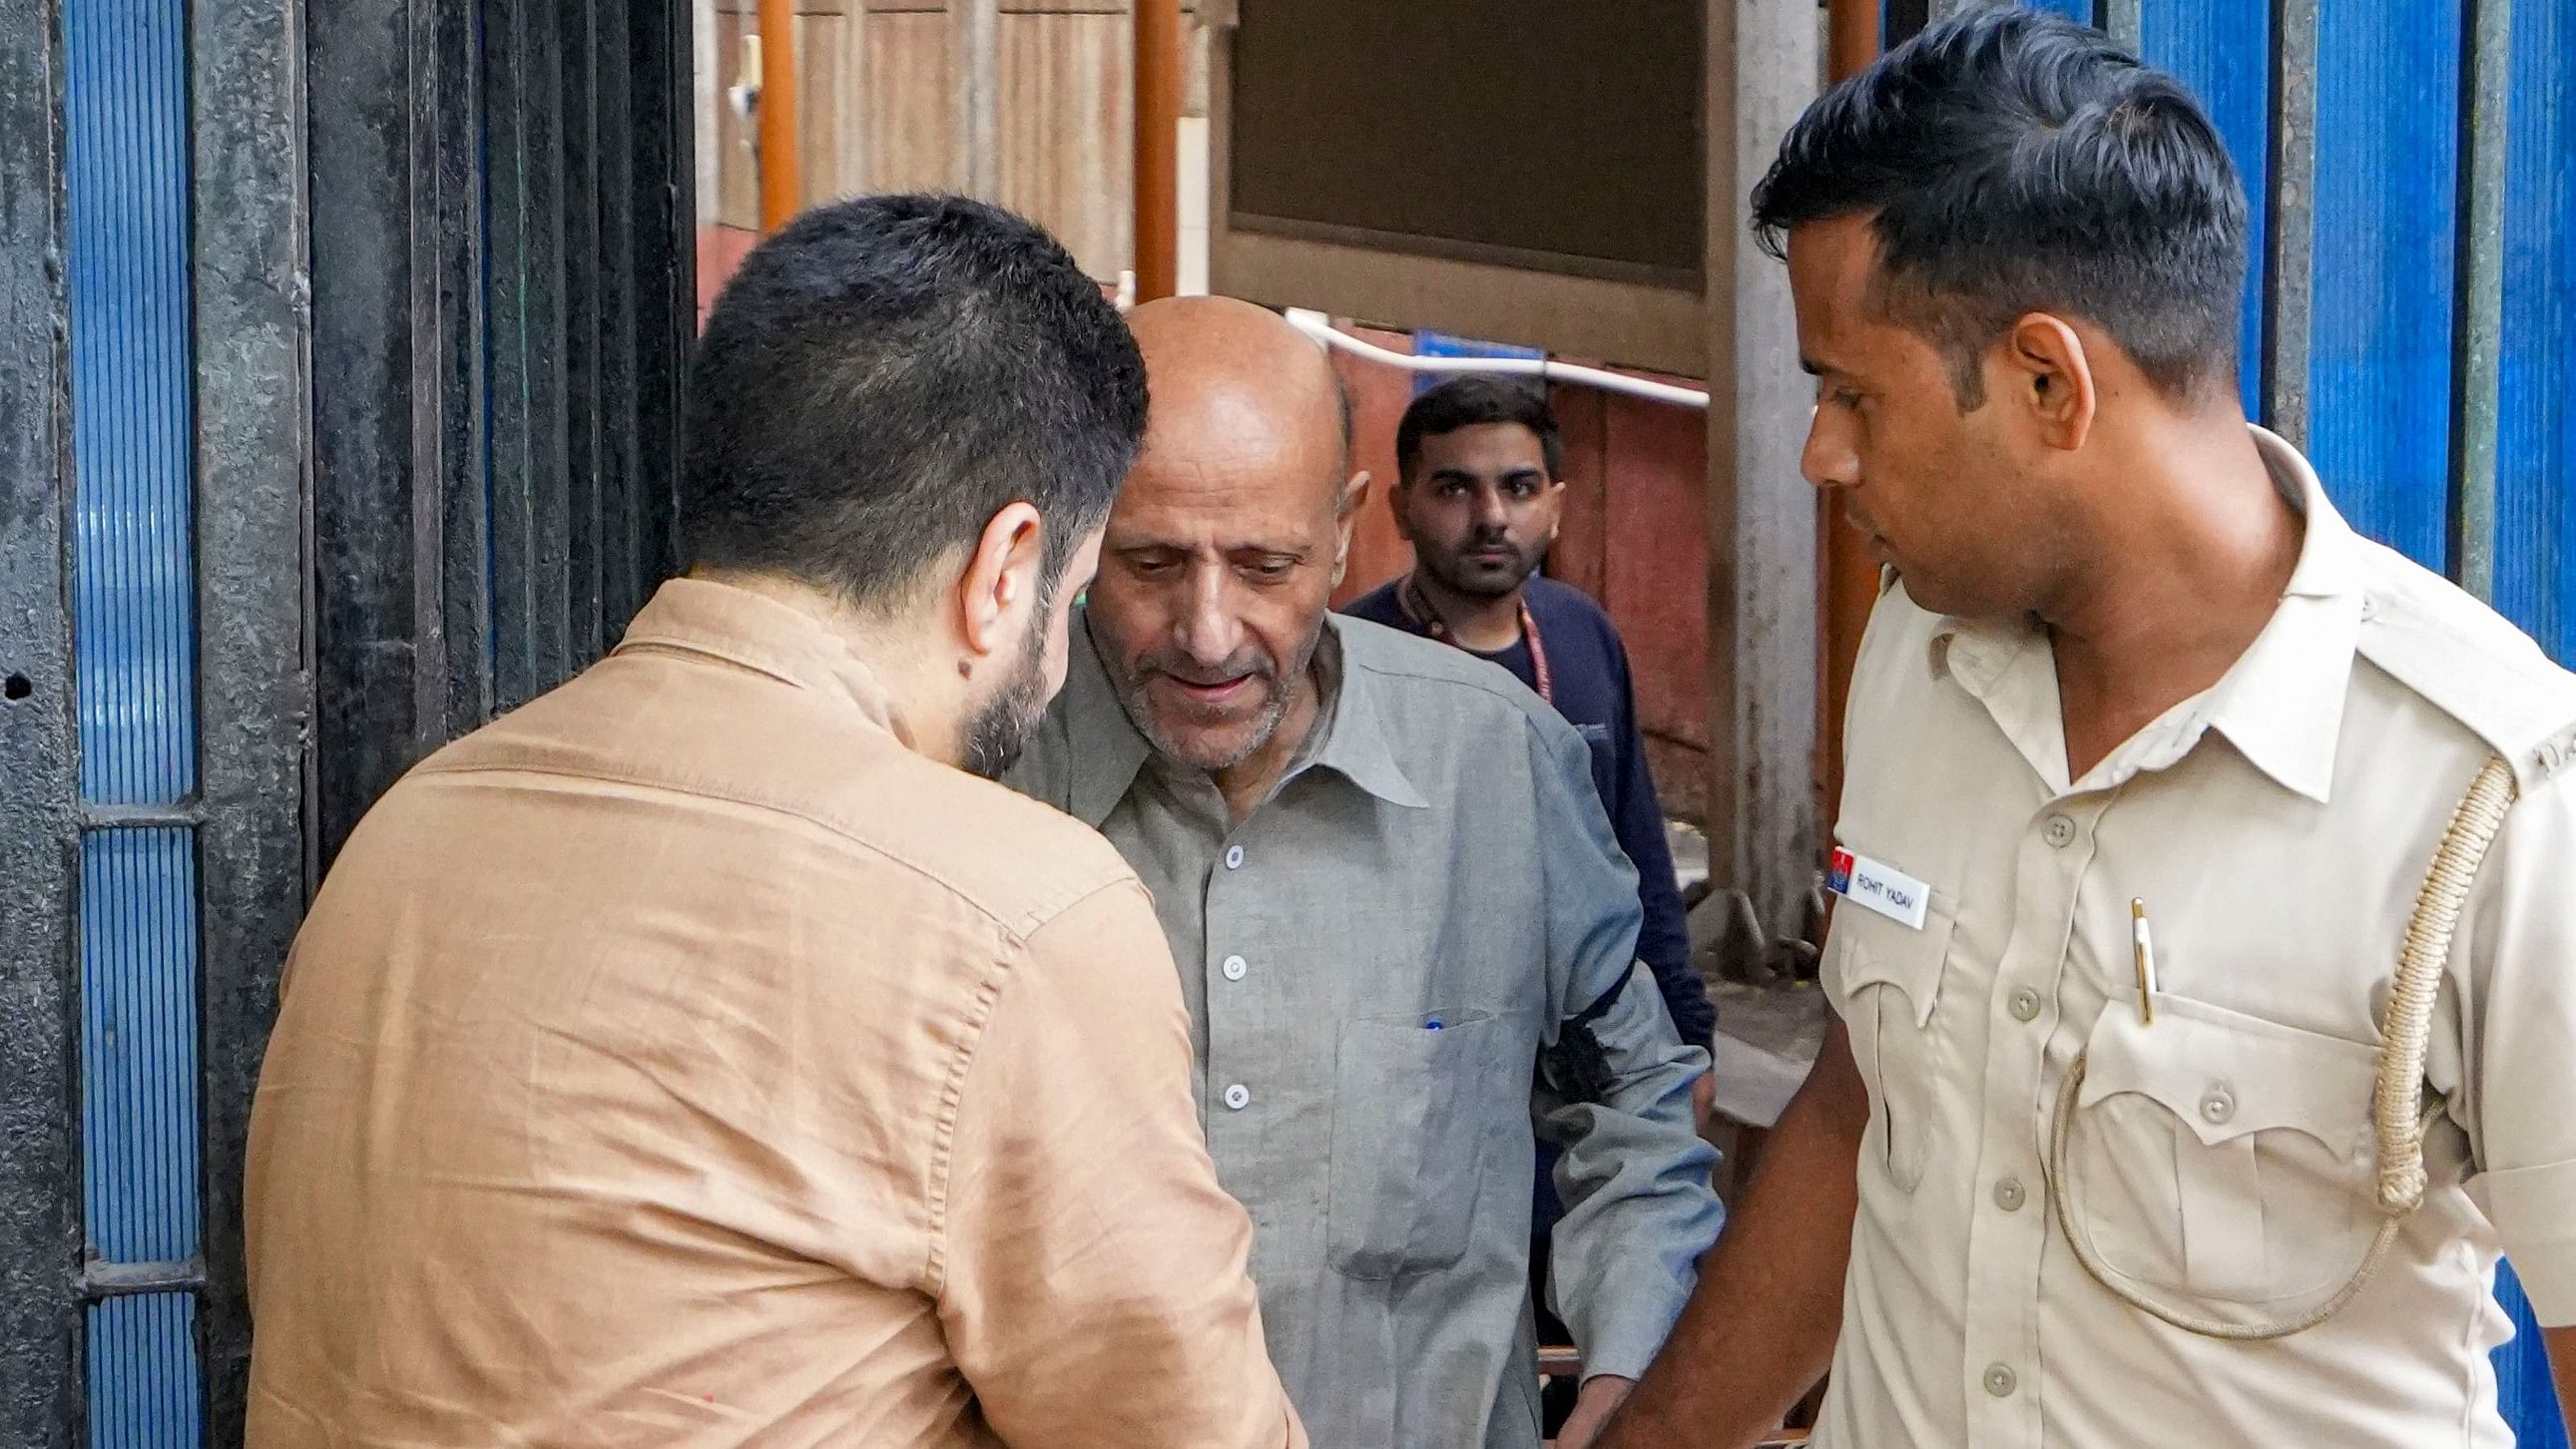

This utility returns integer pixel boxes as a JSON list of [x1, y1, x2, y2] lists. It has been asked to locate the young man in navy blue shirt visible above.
[[1344, 376, 1716, 1420]]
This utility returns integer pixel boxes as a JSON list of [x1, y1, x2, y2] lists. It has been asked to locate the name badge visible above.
[[1829, 847, 1930, 931]]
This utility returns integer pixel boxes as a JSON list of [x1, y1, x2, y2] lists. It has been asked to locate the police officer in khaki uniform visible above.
[[1602, 12, 2576, 1448]]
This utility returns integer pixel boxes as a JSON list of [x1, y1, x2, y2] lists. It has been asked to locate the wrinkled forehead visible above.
[[1110, 378, 1344, 550]]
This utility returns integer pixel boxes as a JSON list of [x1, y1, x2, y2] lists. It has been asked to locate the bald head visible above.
[[1087, 296, 1370, 782], [1126, 295, 1350, 509]]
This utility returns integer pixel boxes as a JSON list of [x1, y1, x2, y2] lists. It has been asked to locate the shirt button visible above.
[[2042, 813, 2076, 848], [1223, 1083, 1251, 1111], [1224, 844, 1245, 870], [2201, 1085, 2237, 1126], [1984, 1363, 2018, 1398], [1221, 954, 1248, 982], [1993, 1177, 2028, 1212], [2008, 988, 2041, 1023]]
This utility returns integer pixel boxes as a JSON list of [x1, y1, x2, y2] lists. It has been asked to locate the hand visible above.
[[1554, 1374, 1634, 1449], [1692, 1071, 1718, 1135]]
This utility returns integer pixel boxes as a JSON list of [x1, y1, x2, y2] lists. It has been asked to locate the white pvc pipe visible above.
[[1284, 307, 1711, 410]]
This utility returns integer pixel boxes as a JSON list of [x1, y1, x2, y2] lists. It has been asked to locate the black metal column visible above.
[[190, 0, 315, 1436]]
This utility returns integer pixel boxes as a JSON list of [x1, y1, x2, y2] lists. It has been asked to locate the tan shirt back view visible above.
[[245, 578, 1303, 1449]]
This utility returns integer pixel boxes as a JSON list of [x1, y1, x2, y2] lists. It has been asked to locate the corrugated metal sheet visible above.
[[80, 828, 202, 1265], [2496, 1262, 2572, 1449], [65, 0, 196, 807], [2136, 0, 2268, 420], [87, 1294, 202, 1449], [996, 11, 1132, 278], [2495, 0, 2574, 663], [2305, 0, 2460, 570], [65, 0, 204, 1437]]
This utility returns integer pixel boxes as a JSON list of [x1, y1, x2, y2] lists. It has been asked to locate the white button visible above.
[[1223, 1083, 1251, 1111], [2042, 814, 2076, 847], [1224, 845, 1245, 870], [1994, 1177, 2027, 1212], [2201, 1085, 2237, 1126], [1984, 1363, 2017, 1398], [1221, 954, 1248, 981], [2008, 988, 2041, 1023]]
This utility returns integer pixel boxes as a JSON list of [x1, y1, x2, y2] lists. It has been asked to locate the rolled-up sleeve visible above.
[[2461, 769, 2576, 1325], [935, 881, 1305, 1448], [1527, 716, 1725, 1380]]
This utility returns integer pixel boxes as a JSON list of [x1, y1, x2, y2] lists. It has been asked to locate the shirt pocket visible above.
[[2062, 992, 2378, 1307], [1327, 1009, 1513, 1280], [1825, 902, 1955, 1194]]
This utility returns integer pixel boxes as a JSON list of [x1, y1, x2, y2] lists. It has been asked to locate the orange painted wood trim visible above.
[[756, 0, 802, 232]]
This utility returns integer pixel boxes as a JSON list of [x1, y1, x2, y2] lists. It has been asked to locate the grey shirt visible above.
[[1008, 613, 1722, 1449]]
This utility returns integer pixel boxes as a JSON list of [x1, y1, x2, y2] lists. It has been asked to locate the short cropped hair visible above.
[[1753, 9, 2248, 405], [682, 194, 1148, 606], [1394, 375, 1563, 483]]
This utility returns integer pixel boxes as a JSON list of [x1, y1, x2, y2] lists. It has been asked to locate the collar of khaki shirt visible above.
[[1923, 426, 2366, 806], [617, 576, 919, 744], [1060, 612, 1431, 826]]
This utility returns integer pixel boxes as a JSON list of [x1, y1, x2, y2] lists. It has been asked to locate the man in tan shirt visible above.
[[244, 196, 1303, 1449]]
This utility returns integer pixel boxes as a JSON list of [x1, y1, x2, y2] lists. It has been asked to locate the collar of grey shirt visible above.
[[1061, 611, 1431, 827]]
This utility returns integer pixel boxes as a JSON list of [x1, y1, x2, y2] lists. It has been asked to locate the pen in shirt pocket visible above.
[[2130, 897, 2159, 1025]]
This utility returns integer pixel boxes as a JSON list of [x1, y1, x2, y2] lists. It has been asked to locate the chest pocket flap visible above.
[[1828, 903, 1954, 1029], [2076, 991, 2377, 1151]]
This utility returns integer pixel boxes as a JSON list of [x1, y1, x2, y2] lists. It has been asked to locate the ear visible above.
[[2000, 312, 2097, 451], [1542, 475, 1569, 544], [1333, 470, 1372, 588], [957, 501, 1046, 662]]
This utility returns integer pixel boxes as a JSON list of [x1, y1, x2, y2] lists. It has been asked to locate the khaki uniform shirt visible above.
[[1816, 429, 2576, 1448], [245, 579, 1302, 1449], [1009, 616, 1722, 1449]]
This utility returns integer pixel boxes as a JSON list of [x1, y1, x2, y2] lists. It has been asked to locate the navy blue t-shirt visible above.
[[1342, 575, 1713, 1051]]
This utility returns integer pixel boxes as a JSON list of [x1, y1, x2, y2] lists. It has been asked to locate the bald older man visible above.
[[1008, 297, 1722, 1449]]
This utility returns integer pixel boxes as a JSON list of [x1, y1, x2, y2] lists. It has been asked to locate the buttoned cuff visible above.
[[2470, 1159, 2576, 1325]]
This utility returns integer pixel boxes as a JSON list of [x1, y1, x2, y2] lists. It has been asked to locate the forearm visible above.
[[1595, 1030, 1865, 1449], [1545, 974, 1724, 1379]]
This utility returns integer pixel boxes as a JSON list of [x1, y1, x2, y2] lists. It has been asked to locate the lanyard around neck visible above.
[[1399, 572, 1552, 706]]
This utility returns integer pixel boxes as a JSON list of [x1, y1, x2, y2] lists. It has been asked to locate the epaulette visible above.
[[2353, 546, 2576, 792]]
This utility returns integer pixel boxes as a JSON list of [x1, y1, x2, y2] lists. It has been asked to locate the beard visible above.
[[1107, 619, 1322, 774], [959, 620, 1052, 780], [1421, 531, 1543, 600]]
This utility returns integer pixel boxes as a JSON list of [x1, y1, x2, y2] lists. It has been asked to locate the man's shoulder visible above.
[[1339, 579, 1410, 630], [440, 692, 1140, 943], [1524, 575, 1620, 639], [1336, 615, 1572, 745], [861, 762, 1146, 931], [2351, 540, 2576, 789]]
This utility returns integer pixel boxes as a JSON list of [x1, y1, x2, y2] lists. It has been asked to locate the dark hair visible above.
[[1394, 375, 1563, 483], [682, 194, 1148, 607], [1752, 8, 2247, 406]]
